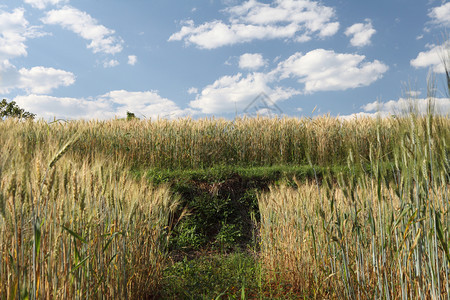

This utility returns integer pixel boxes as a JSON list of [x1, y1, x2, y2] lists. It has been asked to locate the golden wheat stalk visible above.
[[48, 133, 80, 169]]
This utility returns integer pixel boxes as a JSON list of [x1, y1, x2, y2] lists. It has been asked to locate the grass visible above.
[[144, 164, 360, 252], [143, 164, 349, 185], [161, 250, 307, 299], [161, 251, 258, 299]]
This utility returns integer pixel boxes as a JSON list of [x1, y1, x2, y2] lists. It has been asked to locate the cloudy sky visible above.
[[0, 0, 449, 120]]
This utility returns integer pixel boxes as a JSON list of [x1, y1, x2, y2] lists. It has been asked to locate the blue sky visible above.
[[0, 0, 449, 120]]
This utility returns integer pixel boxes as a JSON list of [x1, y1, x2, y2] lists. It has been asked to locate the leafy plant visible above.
[[161, 252, 259, 299]]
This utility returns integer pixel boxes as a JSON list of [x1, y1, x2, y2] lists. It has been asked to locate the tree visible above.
[[126, 111, 139, 121], [0, 99, 35, 120]]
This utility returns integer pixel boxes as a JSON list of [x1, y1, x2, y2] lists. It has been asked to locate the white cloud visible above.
[[0, 60, 75, 94], [275, 49, 388, 93], [0, 8, 46, 60], [362, 97, 450, 115], [128, 55, 137, 66], [18, 66, 75, 93], [412, 2, 450, 74], [14, 94, 114, 120], [169, 0, 339, 49], [42, 6, 123, 54], [189, 72, 300, 114], [170, 20, 300, 49], [294, 34, 312, 42], [24, 0, 68, 10], [187, 87, 198, 94], [410, 42, 449, 73], [98, 90, 190, 119], [339, 97, 450, 120], [13, 90, 192, 120], [103, 59, 119, 68], [345, 19, 376, 47], [222, 0, 239, 5], [338, 111, 380, 121], [428, 2, 450, 27], [190, 47, 388, 114], [239, 53, 267, 70]]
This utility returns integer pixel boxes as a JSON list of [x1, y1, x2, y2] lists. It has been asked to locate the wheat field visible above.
[[0, 123, 183, 298], [0, 110, 448, 298], [1, 114, 448, 169], [258, 112, 449, 298]]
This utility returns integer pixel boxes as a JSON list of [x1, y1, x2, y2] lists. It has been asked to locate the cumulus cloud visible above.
[[187, 87, 198, 94], [42, 6, 123, 54], [0, 60, 75, 94], [128, 55, 137, 66], [14, 94, 114, 120], [338, 111, 381, 121], [341, 97, 450, 120], [103, 59, 119, 68], [189, 72, 300, 114], [412, 2, 450, 74], [275, 49, 388, 93], [13, 90, 191, 120], [24, 0, 68, 10], [190, 47, 388, 114], [18, 66, 75, 93], [0, 8, 46, 60], [428, 2, 450, 27], [169, 0, 339, 49], [345, 19, 376, 47], [98, 90, 189, 119], [410, 42, 449, 73], [363, 97, 450, 115], [169, 20, 298, 49], [239, 53, 267, 70]]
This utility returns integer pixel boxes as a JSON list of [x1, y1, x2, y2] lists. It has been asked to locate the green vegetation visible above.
[[161, 252, 259, 299], [6, 113, 445, 170], [0, 124, 183, 298], [0, 58, 449, 298], [145, 164, 355, 251], [126, 111, 139, 121], [1, 109, 447, 298], [1, 99, 35, 120]]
